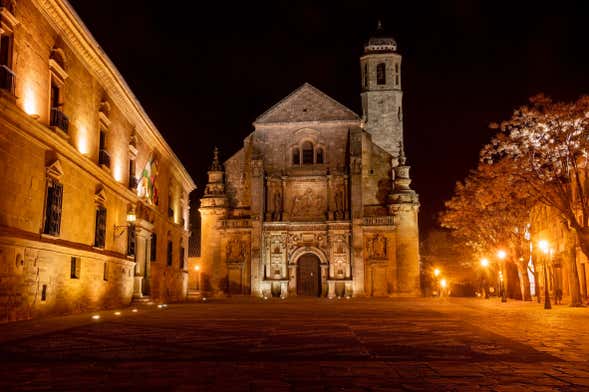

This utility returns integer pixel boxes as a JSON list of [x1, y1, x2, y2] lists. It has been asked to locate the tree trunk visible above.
[[569, 227, 585, 307], [517, 262, 532, 301]]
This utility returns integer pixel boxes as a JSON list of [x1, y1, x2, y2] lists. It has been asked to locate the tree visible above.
[[440, 159, 537, 300], [481, 94, 589, 306]]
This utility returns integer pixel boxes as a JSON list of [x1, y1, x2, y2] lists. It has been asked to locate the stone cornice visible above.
[[0, 96, 137, 204], [30, 0, 195, 192]]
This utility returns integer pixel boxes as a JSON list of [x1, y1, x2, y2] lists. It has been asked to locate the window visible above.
[[316, 148, 324, 164], [363, 63, 368, 87], [41, 284, 47, 301], [103, 262, 109, 281], [292, 147, 300, 165], [179, 246, 185, 270], [167, 240, 173, 266], [394, 62, 400, 86], [302, 141, 314, 164], [43, 178, 63, 236], [128, 159, 137, 189], [70, 256, 80, 279], [0, 34, 15, 94], [127, 223, 136, 256], [376, 63, 386, 85], [94, 206, 107, 248], [98, 129, 110, 168], [150, 233, 157, 261]]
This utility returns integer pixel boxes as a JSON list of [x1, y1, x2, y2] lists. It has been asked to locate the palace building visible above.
[[0, 0, 195, 321], [198, 23, 420, 298]]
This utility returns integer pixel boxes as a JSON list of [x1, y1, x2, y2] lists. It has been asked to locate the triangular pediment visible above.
[[255, 83, 360, 124], [45, 159, 64, 180]]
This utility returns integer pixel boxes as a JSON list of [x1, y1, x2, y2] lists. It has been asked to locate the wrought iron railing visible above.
[[0, 65, 15, 95], [50, 107, 69, 133], [98, 148, 110, 168]]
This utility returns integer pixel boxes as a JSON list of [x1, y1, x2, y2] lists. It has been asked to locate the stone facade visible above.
[[198, 26, 420, 298], [0, 0, 195, 321]]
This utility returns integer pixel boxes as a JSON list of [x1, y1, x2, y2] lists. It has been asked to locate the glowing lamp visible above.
[[480, 258, 489, 268], [497, 250, 507, 260], [440, 279, 447, 288], [126, 210, 136, 223], [538, 240, 550, 254], [91, 314, 100, 320], [433, 268, 441, 277], [194, 265, 201, 272]]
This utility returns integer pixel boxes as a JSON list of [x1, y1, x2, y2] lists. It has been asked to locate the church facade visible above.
[[199, 26, 420, 298]]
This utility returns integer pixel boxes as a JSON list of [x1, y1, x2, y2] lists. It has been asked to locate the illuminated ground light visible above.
[[91, 314, 100, 320], [114, 311, 122, 316], [131, 308, 138, 313]]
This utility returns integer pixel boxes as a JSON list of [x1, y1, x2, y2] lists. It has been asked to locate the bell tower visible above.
[[360, 21, 403, 157]]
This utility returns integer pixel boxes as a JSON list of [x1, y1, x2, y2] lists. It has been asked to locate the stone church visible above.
[[199, 25, 420, 298]]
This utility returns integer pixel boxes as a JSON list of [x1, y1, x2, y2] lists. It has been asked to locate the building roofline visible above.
[[33, 0, 196, 191]]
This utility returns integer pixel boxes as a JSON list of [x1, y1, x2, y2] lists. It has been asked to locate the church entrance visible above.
[[297, 254, 320, 297]]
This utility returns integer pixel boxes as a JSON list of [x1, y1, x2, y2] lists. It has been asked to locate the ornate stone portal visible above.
[[199, 24, 420, 299]]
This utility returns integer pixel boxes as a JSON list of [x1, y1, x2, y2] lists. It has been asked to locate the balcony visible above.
[[99, 149, 111, 168], [0, 65, 15, 95], [50, 107, 69, 133]]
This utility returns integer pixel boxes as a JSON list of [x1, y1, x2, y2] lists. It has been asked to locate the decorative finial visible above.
[[399, 141, 406, 165], [210, 146, 222, 171], [377, 20, 383, 31]]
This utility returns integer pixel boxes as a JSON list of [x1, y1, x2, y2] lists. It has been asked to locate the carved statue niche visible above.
[[367, 233, 387, 260], [226, 238, 246, 263], [273, 190, 282, 221], [333, 182, 345, 220]]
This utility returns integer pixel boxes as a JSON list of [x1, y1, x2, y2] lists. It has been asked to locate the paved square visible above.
[[1, 298, 589, 391]]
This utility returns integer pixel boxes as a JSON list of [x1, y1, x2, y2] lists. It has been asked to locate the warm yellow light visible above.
[[113, 162, 123, 182], [114, 311, 121, 316], [77, 125, 89, 154], [433, 268, 440, 277], [194, 265, 201, 272], [126, 211, 136, 223], [497, 250, 507, 260], [538, 240, 550, 254], [440, 279, 447, 288], [131, 308, 138, 313], [23, 86, 38, 117], [91, 314, 100, 320], [480, 258, 489, 267]]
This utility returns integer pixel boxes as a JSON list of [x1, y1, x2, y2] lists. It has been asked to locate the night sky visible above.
[[68, 0, 589, 235]]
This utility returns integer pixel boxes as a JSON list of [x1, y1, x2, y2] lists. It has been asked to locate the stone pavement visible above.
[[1, 297, 589, 391]]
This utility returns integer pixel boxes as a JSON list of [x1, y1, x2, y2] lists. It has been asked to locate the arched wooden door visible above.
[[297, 254, 320, 297]]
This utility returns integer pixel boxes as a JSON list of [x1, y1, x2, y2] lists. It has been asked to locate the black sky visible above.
[[68, 0, 589, 235]]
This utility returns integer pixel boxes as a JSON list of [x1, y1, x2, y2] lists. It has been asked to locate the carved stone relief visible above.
[[226, 238, 247, 263], [366, 233, 387, 260], [290, 188, 324, 218]]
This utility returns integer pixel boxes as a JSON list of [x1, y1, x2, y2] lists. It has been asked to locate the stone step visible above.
[[131, 296, 152, 305]]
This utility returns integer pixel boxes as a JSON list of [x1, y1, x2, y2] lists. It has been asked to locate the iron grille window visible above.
[[302, 142, 313, 164], [41, 284, 47, 301], [127, 223, 136, 256], [128, 159, 137, 189], [316, 148, 324, 164], [376, 63, 386, 85], [150, 233, 157, 261], [179, 246, 185, 270], [70, 256, 80, 279], [167, 240, 173, 266], [43, 179, 63, 236], [292, 148, 300, 165], [94, 206, 107, 248]]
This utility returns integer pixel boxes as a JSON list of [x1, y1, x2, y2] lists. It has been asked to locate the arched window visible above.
[[376, 63, 386, 85], [316, 148, 324, 164], [302, 141, 314, 164], [292, 147, 300, 165]]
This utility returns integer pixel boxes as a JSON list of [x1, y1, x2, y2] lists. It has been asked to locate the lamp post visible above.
[[433, 268, 441, 297], [497, 250, 507, 302], [538, 240, 552, 310], [480, 258, 489, 298]]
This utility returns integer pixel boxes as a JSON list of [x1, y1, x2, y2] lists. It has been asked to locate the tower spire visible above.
[[210, 146, 222, 171]]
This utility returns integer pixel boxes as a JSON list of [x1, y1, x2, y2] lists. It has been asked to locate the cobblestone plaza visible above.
[[2, 298, 589, 391]]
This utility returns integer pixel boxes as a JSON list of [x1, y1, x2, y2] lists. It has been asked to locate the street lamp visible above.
[[497, 250, 507, 302], [538, 240, 552, 310], [480, 258, 489, 268]]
